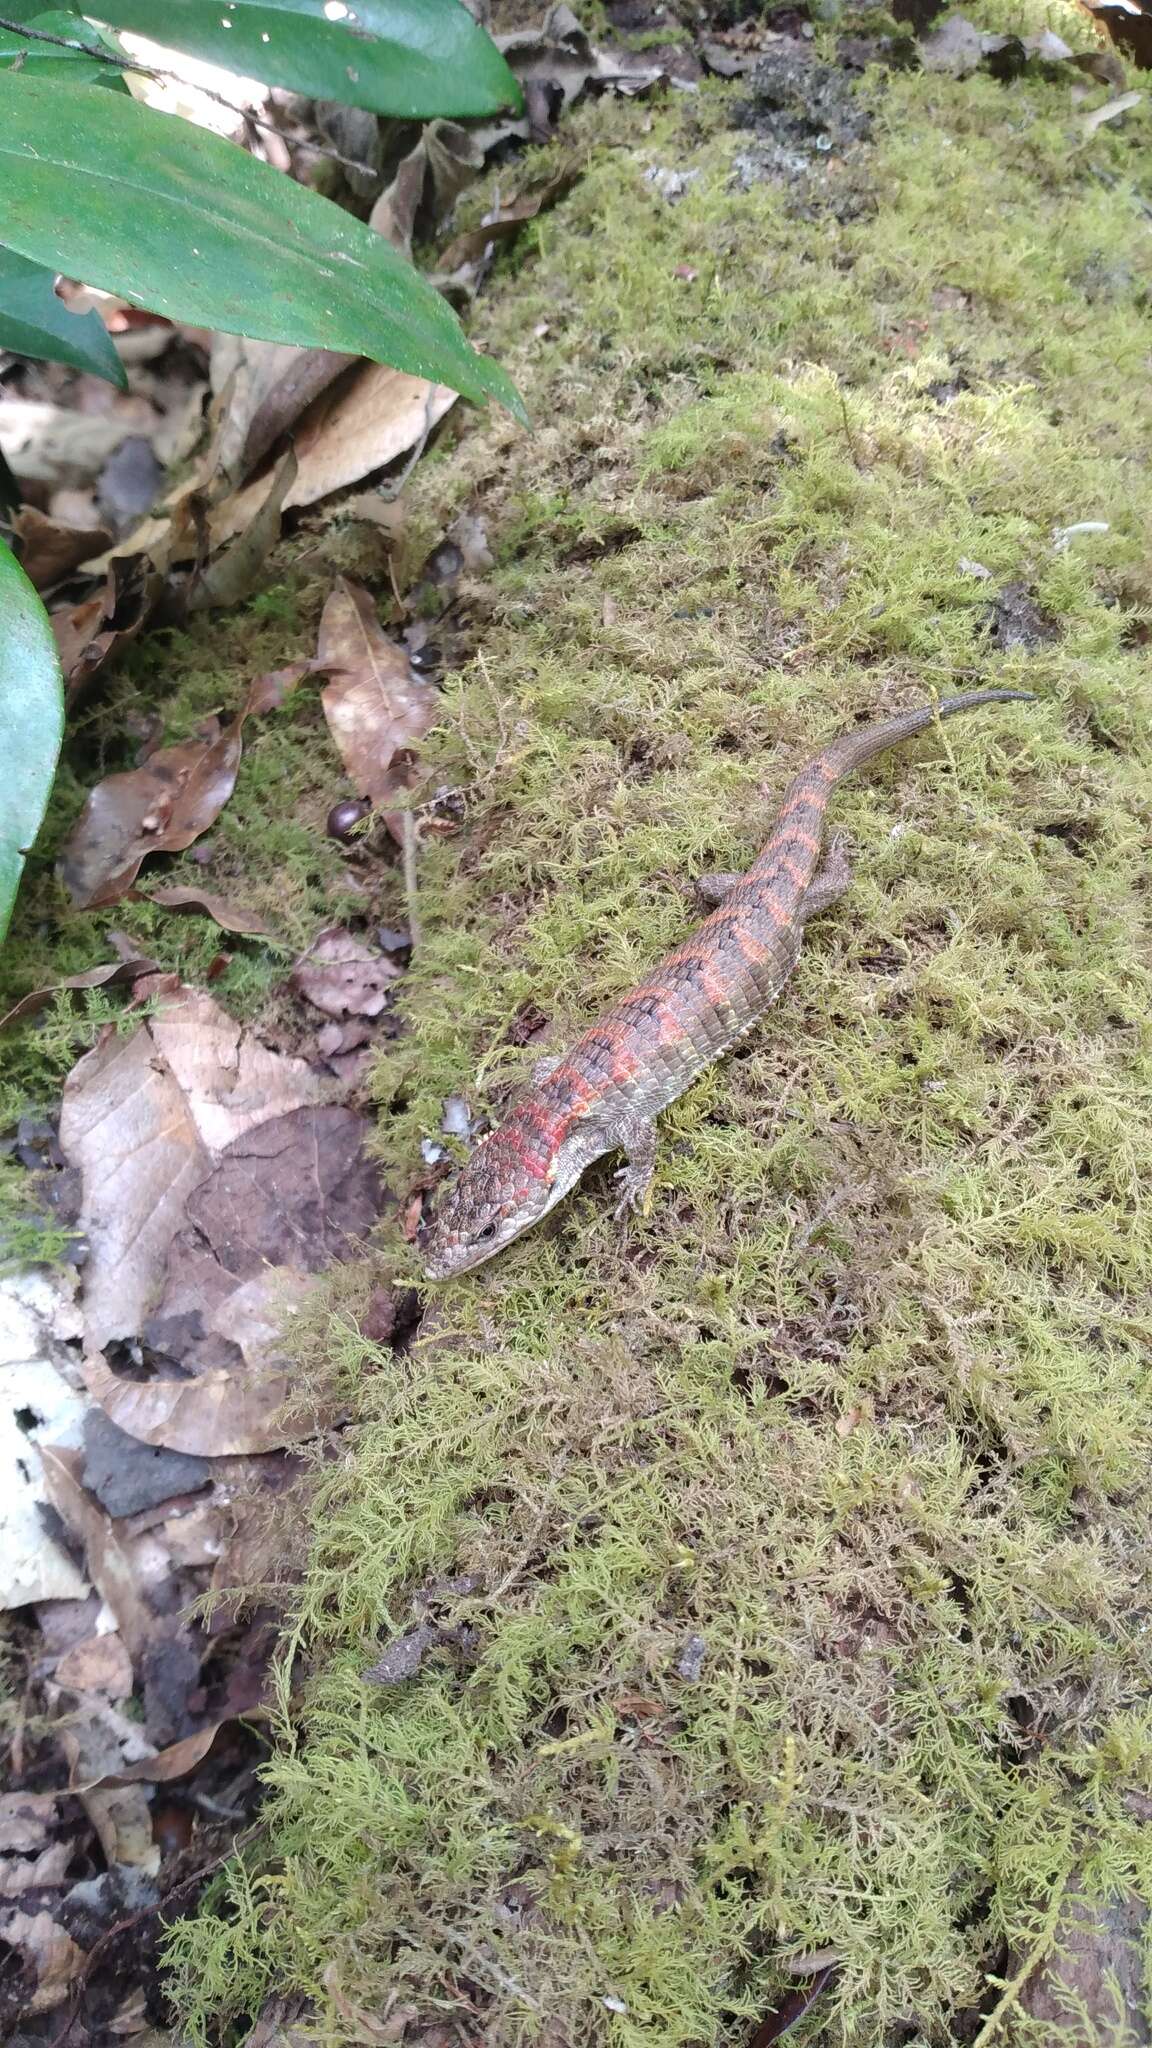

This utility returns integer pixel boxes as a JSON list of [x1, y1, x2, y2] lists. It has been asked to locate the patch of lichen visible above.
[[166, 36, 1152, 2048]]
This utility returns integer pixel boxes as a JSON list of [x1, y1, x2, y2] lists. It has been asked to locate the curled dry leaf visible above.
[[210, 331, 357, 485], [436, 166, 582, 277], [138, 886, 275, 937], [190, 445, 297, 610], [39, 1445, 156, 1659], [51, 552, 162, 703], [290, 926, 401, 1019], [318, 577, 438, 819], [12, 504, 112, 592], [0, 947, 159, 1032], [62, 663, 299, 910], [210, 369, 456, 545], [369, 120, 487, 257]]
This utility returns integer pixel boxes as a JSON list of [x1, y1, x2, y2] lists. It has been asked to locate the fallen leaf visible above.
[[209, 332, 357, 484], [81, 1282, 311, 1458], [190, 446, 297, 610], [0, 1792, 57, 1854], [4, 1910, 86, 2016], [0, 948, 160, 1032], [0, 1335, 91, 1611], [82, 1407, 210, 1518], [748, 1965, 840, 2045], [62, 664, 293, 909], [54, 1694, 160, 1875], [98, 434, 165, 533], [58, 986, 325, 1354], [39, 1445, 156, 1659], [51, 552, 162, 703], [138, 885, 275, 937], [369, 119, 487, 257], [12, 505, 112, 591], [55, 1630, 134, 1700], [84, 1719, 229, 1788], [318, 577, 438, 815], [210, 368, 456, 544], [290, 927, 401, 1019], [436, 167, 582, 275]]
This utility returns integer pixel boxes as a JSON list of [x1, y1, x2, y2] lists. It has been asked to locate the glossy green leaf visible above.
[[0, 247, 127, 386], [0, 537, 64, 945], [0, 75, 524, 417], [0, 11, 129, 89], [85, 0, 522, 118]]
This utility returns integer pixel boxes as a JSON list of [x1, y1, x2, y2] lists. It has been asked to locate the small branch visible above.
[[400, 806, 422, 951]]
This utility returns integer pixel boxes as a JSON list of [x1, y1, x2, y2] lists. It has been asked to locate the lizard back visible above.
[[530, 689, 1032, 1133]]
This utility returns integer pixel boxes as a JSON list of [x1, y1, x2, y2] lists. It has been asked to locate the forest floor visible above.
[[4, 1, 1152, 2042]]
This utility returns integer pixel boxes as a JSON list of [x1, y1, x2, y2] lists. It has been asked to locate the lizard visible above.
[[419, 689, 1033, 1279]]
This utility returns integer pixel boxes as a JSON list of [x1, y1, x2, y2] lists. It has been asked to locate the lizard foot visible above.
[[610, 1118, 658, 1221]]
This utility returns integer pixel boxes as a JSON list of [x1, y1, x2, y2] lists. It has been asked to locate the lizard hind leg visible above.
[[799, 834, 853, 923], [611, 1116, 659, 1220]]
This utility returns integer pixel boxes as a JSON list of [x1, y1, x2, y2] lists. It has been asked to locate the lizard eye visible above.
[[475, 1220, 499, 1242]]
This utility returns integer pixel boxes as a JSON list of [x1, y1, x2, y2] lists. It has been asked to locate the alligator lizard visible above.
[[420, 689, 1031, 1278]]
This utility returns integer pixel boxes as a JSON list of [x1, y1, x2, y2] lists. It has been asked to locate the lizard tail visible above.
[[811, 687, 1036, 789]]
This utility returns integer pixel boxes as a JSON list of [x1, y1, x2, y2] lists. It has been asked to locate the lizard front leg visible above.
[[610, 1115, 659, 1219]]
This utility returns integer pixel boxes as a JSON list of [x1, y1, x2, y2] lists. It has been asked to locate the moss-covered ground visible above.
[[7, 13, 1152, 2042]]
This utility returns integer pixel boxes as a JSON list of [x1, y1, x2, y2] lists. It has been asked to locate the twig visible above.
[[401, 806, 422, 951], [0, 16, 381, 179]]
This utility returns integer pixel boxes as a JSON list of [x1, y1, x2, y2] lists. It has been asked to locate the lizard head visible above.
[[419, 1125, 556, 1279]]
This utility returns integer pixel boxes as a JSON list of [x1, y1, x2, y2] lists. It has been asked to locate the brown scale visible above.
[[420, 689, 1033, 1277]]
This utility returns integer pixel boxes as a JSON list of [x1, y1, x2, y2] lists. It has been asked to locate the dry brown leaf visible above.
[[51, 553, 162, 703], [62, 663, 292, 909], [138, 886, 275, 937], [436, 167, 582, 275], [85, 1719, 229, 1788], [55, 1630, 134, 1699], [12, 505, 112, 591], [39, 1446, 156, 1658], [59, 986, 325, 1354], [81, 1277, 312, 1457], [55, 1697, 159, 1875], [0, 948, 160, 1031], [62, 715, 246, 909], [210, 332, 358, 484], [290, 927, 401, 1019], [368, 120, 486, 256], [190, 445, 297, 609], [210, 368, 456, 545], [318, 577, 438, 813], [4, 1910, 86, 2016]]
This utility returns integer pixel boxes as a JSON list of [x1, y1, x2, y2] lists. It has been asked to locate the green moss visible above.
[[43, 26, 1152, 2048], [0, 554, 416, 1131]]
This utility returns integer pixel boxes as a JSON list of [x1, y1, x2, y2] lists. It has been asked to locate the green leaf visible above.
[[0, 11, 129, 89], [0, 247, 127, 386], [85, 0, 522, 118], [0, 536, 64, 946], [0, 74, 525, 418]]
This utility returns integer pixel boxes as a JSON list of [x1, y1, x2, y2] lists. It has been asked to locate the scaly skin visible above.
[[420, 690, 1032, 1278]]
